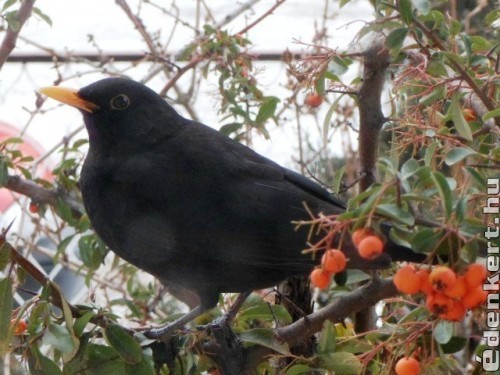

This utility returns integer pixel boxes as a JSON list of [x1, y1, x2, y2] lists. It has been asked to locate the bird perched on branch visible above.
[[40, 78, 423, 338]]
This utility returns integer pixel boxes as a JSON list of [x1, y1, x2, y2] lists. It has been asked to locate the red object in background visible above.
[[0, 121, 53, 212]]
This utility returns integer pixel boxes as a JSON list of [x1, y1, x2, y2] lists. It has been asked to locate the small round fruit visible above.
[[29, 202, 39, 214], [429, 266, 456, 293], [394, 265, 421, 295], [416, 269, 432, 295], [11, 319, 27, 335], [305, 92, 323, 108], [426, 292, 453, 315], [321, 249, 347, 273], [464, 263, 487, 288], [463, 108, 477, 122], [357, 235, 384, 260], [351, 228, 373, 247], [461, 285, 487, 309], [395, 356, 420, 375], [444, 276, 467, 299], [310, 268, 332, 290], [440, 300, 466, 322]]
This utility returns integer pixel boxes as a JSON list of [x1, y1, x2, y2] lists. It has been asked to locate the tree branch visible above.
[[276, 277, 397, 347], [4, 175, 84, 214], [0, 0, 36, 70], [357, 43, 390, 191]]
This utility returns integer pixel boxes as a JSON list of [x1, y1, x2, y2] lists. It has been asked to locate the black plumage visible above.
[[40, 78, 423, 328]]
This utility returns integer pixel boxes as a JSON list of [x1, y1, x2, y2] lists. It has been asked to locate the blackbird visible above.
[[40, 78, 423, 336]]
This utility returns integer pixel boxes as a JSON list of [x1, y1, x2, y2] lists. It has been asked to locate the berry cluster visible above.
[[394, 263, 488, 321], [310, 228, 385, 289]]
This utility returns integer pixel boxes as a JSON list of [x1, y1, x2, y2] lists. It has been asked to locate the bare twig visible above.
[[0, 0, 36, 70]]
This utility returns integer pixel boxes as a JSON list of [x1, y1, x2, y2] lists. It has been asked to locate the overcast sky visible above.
[[1, 0, 372, 167]]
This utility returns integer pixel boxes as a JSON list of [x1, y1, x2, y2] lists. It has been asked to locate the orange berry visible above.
[[29, 202, 39, 214], [357, 235, 384, 260], [394, 265, 421, 295], [310, 268, 332, 290], [426, 292, 453, 315], [305, 92, 323, 108], [416, 269, 432, 295], [321, 249, 347, 273], [464, 263, 487, 288], [440, 300, 466, 322], [11, 319, 27, 335], [429, 266, 456, 293], [395, 356, 420, 375], [351, 228, 374, 247], [461, 285, 487, 309], [463, 108, 477, 122], [444, 276, 467, 299]]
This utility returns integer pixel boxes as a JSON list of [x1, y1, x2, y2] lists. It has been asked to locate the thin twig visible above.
[[0, 0, 36, 70]]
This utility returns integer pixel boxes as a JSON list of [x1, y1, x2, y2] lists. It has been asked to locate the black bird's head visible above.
[[40, 78, 182, 152]]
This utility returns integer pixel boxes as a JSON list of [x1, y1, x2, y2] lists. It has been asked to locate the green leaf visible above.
[[104, 324, 143, 365], [0, 278, 13, 355], [319, 352, 362, 374], [314, 72, 326, 96], [32, 7, 52, 26], [124, 358, 155, 375], [73, 311, 96, 337], [424, 141, 439, 166], [398, 0, 413, 24], [435, 320, 454, 344], [483, 108, 500, 122], [29, 344, 63, 375], [42, 323, 78, 356], [376, 204, 415, 226], [332, 165, 346, 195], [328, 56, 349, 76], [419, 84, 447, 106], [239, 328, 290, 355], [400, 158, 420, 180], [255, 96, 279, 124], [0, 242, 10, 272], [431, 171, 452, 219], [322, 96, 342, 142], [318, 321, 336, 353], [413, 0, 430, 15], [411, 228, 441, 253], [287, 365, 317, 375], [385, 27, 408, 50], [86, 344, 125, 375], [449, 95, 473, 141], [1, 0, 18, 13], [339, 0, 352, 8], [444, 147, 477, 166], [441, 336, 468, 354]]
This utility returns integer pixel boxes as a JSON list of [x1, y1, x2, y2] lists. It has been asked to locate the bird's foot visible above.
[[144, 305, 205, 342]]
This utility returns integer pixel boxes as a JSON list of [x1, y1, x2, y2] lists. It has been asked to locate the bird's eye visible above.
[[110, 94, 130, 110]]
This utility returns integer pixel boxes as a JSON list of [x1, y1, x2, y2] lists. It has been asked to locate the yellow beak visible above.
[[38, 86, 99, 113]]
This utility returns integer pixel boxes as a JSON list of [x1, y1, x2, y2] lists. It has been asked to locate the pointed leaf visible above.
[[431, 171, 452, 219], [0, 278, 13, 355], [376, 204, 415, 226], [239, 328, 290, 355], [104, 324, 143, 365], [398, 0, 414, 24], [319, 352, 362, 374], [435, 320, 454, 344], [255, 96, 279, 124], [445, 147, 477, 165], [449, 96, 473, 141]]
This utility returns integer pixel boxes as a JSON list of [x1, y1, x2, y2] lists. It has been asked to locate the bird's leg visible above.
[[145, 304, 205, 341], [209, 292, 251, 329]]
